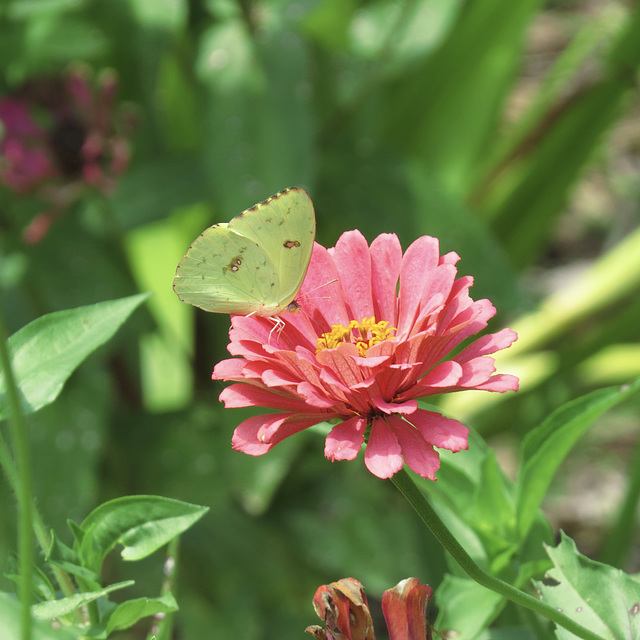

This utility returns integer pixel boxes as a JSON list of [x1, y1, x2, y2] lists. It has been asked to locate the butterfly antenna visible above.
[[299, 278, 339, 298]]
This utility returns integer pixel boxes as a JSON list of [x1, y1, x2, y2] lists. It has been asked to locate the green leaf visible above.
[[435, 575, 505, 640], [516, 377, 640, 539], [384, 0, 543, 194], [537, 532, 640, 639], [78, 495, 208, 572], [31, 581, 134, 620], [484, 8, 640, 267], [105, 591, 178, 634], [0, 592, 75, 640], [5, 563, 56, 602], [0, 293, 150, 420]]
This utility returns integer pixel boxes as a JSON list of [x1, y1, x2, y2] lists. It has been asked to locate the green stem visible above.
[[0, 317, 77, 603], [390, 469, 606, 640], [0, 307, 33, 640]]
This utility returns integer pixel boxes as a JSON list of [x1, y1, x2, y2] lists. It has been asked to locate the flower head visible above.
[[306, 577, 433, 640], [213, 231, 518, 480], [0, 67, 131, 243]]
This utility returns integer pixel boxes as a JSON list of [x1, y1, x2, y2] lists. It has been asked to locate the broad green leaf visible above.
[[31, 580, 134, 619], [0, 293, 150, 420], [537, 532, 640, 639], [0, 592, 75, 640], [78, 495, 208, 572], [105, 591, 178, 634], [516, 377, 640, 538], [435, 575, 505, 640]]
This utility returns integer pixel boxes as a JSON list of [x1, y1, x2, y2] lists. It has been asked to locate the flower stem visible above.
[[0, 307, 33, 640], [0, 320, 77, 603], [390, 468, 606, 640]]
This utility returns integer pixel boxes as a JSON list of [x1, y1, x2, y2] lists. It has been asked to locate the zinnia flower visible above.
[[306, 577, 433, 640], [213, 231, 518, 480], [0, 67, 131, 243]]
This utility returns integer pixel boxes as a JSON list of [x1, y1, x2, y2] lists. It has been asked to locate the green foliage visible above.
[[0, 294, 150, 419], [538, 533, 640, 639]]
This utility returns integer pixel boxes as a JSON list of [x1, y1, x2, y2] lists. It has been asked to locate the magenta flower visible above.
[[0, 68, 131, 243], [213, 231, 518, 480], [306, 577, 433, 640]]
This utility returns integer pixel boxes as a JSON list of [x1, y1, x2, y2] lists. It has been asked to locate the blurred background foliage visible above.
[[1, 0, 640, 637]]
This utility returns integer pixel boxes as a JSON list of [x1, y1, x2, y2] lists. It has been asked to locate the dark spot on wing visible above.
[[223, 256, 242, 273], [284, 240, 300, 249]]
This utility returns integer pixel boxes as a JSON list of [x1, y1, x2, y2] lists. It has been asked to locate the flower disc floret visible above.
[[317, 317, 396, 356], [213, 230, 519, 480]]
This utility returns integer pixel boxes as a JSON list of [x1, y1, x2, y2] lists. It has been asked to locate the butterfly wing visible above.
[[173, 223, 280, 314], [227, 188, 315, 310]]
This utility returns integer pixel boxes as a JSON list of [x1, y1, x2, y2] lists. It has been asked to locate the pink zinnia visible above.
[[213, 231, 518, 480]]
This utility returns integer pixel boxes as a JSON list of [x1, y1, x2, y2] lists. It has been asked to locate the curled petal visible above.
[[408, 410, 469, 452], [232, 413, 323, 455], [325, 416, 367, 461], [386, 415, 440, 480], [455, 327, 518, 362]]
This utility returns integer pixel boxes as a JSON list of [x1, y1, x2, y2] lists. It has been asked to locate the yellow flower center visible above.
[[316, 317, 396, 356]]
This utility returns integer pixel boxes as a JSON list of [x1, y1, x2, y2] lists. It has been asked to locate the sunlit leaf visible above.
[[78, 495, 208, 572], [537, 532, 640, 640], [0, 293, 151, 420]]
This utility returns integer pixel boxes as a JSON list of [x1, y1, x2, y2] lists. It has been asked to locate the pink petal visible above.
[[324, 416, 367, 461], [316, 342, 364, 387], [408, 410, 469, 452], [454, 327, 518, 362], [420, 361, 462, 387], [296, 382, 338, 409], [472, 373, 519, 392], [332, 230, 374, 321], [364, 418, 403, 479], [298, 242, 350, 329], [232, 413, 322, 454], [219, 383, 310, 412], [439, 251, 460, 266], [386, 415, 440, 480], [397, 236, 440, 336], [457, 356, 497, 387], [368, 391, 417, 416], [232, 414, 281, 455], [260, 414, 324, 444], [212, 358, 247, 379], [370, 233, 403, 325]]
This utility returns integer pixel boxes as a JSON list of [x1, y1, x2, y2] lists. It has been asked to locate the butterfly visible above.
[[173, 187, 316, 317]]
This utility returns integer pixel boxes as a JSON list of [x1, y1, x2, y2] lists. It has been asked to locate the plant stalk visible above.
[[390, 468, 605, 640], [0, 306, 33, 640]]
